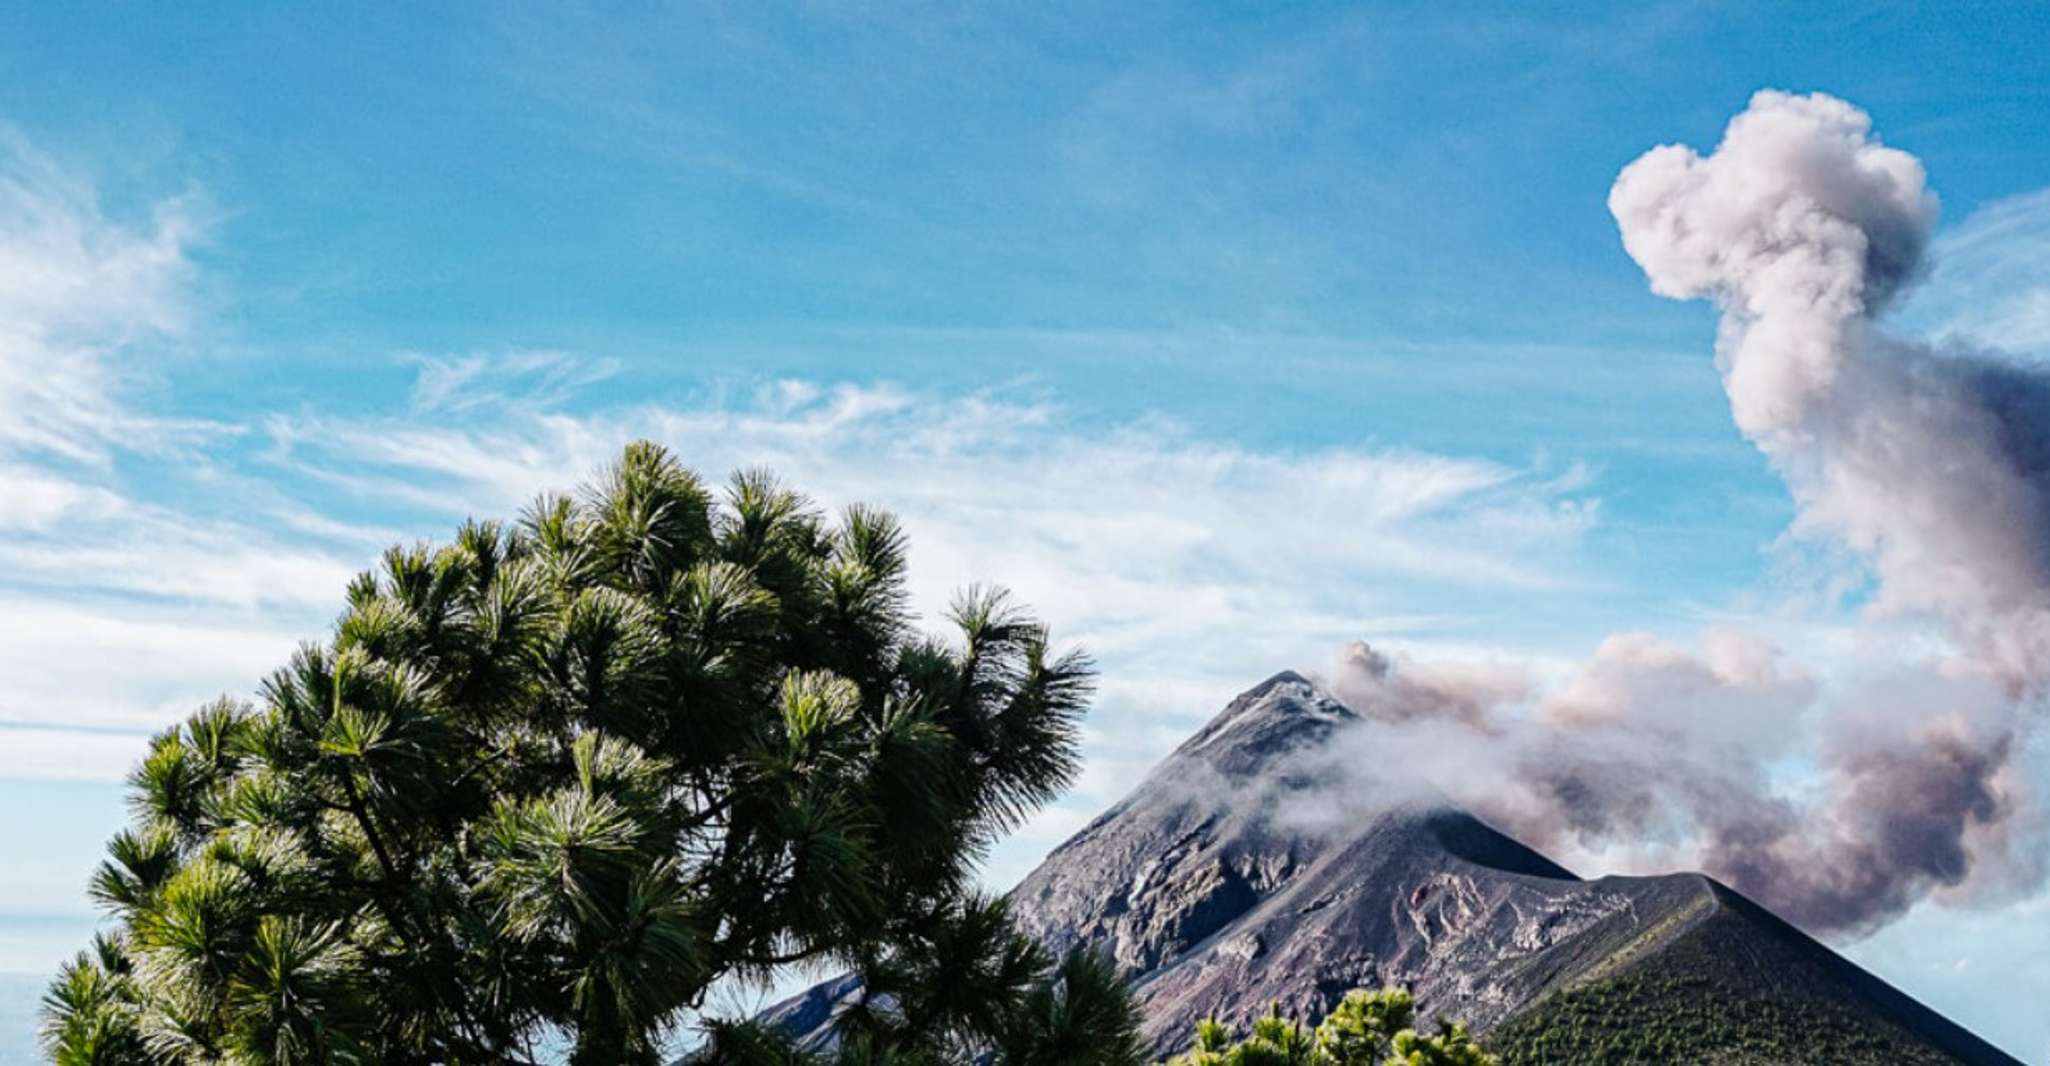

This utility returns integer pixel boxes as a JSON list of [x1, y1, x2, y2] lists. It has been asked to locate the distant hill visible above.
[[765, 672, 2022, 1065]]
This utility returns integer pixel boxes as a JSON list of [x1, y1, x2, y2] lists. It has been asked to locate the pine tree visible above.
[[42, 442, 1143, 1066], [1165, 990, 1496, 1066]]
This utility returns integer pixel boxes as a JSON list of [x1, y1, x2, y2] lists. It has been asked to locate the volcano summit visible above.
[[769, 672, 2022, 1065]]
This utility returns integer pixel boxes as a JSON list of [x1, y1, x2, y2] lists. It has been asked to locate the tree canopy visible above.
[[1165, 990, 1496, 1066], [41, 441, 1141, 1066]]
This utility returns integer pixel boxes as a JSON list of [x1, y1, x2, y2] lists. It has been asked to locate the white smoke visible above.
[[1613, 90, 2050, 675], [1321, 91, 2050, 939]]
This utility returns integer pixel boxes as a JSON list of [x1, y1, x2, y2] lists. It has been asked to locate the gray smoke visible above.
[[1320, 92, 2050, 939], [1612, 91, 2050, 670]]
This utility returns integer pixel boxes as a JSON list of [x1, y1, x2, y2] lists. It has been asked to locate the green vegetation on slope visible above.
[[1487, 970, 1955, 1066], [1163, 988, 1496, 1066], [1486, 889, 1969, 1066], [1138, 857, 1994, 1066]]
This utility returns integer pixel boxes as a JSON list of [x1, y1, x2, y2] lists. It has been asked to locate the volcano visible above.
[[766, 672, 2022, 1064]]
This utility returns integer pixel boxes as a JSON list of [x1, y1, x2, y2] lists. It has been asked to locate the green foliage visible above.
[[996, 944, 1148, 1066], [43, 442, 1139, 1066], [39, 935, 148, 1066], [1485, 970, 1956, 1066], [1165, 990, 1496, 1066]]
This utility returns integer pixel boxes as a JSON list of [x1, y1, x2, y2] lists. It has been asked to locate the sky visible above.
[[1, 1, 2048, 1060]]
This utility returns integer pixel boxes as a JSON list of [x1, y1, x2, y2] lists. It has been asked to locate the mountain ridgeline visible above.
[[767, 672, 2022, 1065]]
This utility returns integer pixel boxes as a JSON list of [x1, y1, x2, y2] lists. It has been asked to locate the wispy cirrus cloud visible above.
[[0, 127, 1607, 790], [262, 367, 1605, 851], [0, 128, 226, 466], [0, 726, 155, 783], [270, 374, 1601, 638], [7, 125, 1599, 795], [404, 349, 623, 415], [0, 596, 303, 736], [0, 126, 1603, 910], [0, 133, 356, 768], [1915, 186, 2050, 356], [9, 348, 1606, 800]]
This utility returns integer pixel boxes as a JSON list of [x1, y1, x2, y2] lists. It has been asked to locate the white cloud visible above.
[[0, 314, 1607, 788], [1916, 186, 2050, 356], [0, 464, 102, 531], [261, 374, 1603, 816], [0, 598, 306, 732], [404, 349, 623, 415], [0, 128, 224, 466], [0, 727, 153, 782], [0, 131, 342, 770], [0, 501, 360, 610], [1, 349, 1605, 901]]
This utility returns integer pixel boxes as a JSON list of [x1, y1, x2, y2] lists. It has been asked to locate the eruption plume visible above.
[[1325, 91, 2049, 938]]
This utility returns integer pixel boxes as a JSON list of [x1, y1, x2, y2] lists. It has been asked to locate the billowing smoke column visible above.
[[1612, 91, 2050, 670], [1325, 92, 2049, 939]]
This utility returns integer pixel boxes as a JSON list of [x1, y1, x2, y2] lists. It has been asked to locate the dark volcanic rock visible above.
[[1004, 671, 1653, 1046], [764, 672, 2021, 1065]]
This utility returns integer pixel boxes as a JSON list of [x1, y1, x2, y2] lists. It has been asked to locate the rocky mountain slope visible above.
[[768, 672, 2022, 1065]]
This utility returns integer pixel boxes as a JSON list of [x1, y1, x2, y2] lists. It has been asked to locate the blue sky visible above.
[[2, 2, 2049, 1060]]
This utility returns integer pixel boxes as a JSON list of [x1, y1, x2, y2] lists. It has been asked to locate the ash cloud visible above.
[[1611, 91, 2050, 669], [1318, 92, 2050, 939]]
